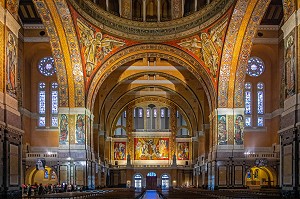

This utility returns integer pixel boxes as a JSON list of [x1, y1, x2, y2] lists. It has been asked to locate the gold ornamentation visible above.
[[77, 19, 125, 77]]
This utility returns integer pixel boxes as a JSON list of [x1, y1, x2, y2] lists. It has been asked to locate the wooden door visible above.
[[146, 176, 157, 189]]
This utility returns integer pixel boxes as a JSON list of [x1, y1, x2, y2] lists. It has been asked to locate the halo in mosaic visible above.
[[233, 0, 270, 108]]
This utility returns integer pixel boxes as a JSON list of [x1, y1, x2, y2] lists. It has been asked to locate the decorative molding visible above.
[[278, 125, 295, 134], [68, 0, 234, 42], [257, 25, 279, 31], [281, 11, 297, 38], [6, 123, 24, 135], [5, 9, 20, 36], [23, 37, 50, 43], [252, 37, 279, 44], [23, 24, 45, 29]]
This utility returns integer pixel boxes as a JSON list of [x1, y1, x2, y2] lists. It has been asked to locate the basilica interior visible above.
[[0, 0, 299, 198]]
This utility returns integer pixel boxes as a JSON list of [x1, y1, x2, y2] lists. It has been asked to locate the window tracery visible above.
[[38, 57, 56, 76], [246, 57, 265, 77]]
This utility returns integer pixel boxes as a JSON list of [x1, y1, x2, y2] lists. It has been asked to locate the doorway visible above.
[[245, 166, 276, 188], [146, 172, 157, 189]]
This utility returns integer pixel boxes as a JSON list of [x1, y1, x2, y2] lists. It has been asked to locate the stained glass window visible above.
[[246, 57, 265, 77], [146, 108, 150, 118], [257, 83, 264, 115], [153, 108, 157, 118], [244, 83, 252, 115], [161, 108, 165, 118], [138, 108, 143, 118], [51, 82, 58, 127], [39, 117, 45, 127], [257, 117, 264, 127], [245, 116, 251, 127], [38, 82, 46, 127], [38, 57, 56, 76]]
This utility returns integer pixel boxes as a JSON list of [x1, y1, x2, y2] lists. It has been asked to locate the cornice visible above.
[[68, 0, 234, 42]]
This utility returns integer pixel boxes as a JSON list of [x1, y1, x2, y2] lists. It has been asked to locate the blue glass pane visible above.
[[38, 57, 56, 76], [245, 91, 251, 114], [39, 117, 45, 127], [51, 116, 58, 127], [161, 109, 165, 118], [51, 90, 58, 114], [39, 91, 46, 114], [257, 117, 264, 127], [247, 57, 265, 77], [245, 117, 251, 127], [257, 91, 264, 114]]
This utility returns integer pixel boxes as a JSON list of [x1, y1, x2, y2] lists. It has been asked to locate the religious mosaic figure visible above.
[[285, 35, 295, 98], [114, 142, 126, 160], [77, 19, 125, 76], [177, 142, 189, 160], [234, 115, 244, 145], [134, 138, 169, 160], [75, 114, 85, 144], [6, 31, 17, 97], [200, 32, 219, 77], [177, 19, 227, 77], [59, 114, 69, 144], [218, 115, 227, 145]]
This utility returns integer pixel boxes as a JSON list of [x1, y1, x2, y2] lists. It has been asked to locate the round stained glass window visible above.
[[38, 57, 56, 76], [246, 57, 265, 77]]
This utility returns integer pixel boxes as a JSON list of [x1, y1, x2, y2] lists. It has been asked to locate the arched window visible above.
[[177, 110, 189, 136], [161, 174, 169, 189], [134, 107, 144, 129], [38, 82, 46, 127], [246, 57, 265, 77], [133, 0, 143, 21], [114, 111, 127, 136], [244, 82, 252, 127], [147, 172, 156, 176], [38, 57, 56, 76], [257, 82, 264, 127], [51, 82, 58, 127], [160, 107, 169, 129], [134, 174, 142, 188], [37, 56, 58, 128]]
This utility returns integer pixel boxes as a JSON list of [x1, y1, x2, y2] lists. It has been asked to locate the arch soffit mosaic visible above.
[[87, 44, 216, 113], [218, 0, 271, 108], [105, 85, 199, 131], [96, 71, 205, 120], [33, 0, 85, 107]]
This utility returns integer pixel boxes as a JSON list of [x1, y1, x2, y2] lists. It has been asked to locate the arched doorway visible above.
[[146, 172, 157, 189], [161, 174, 169, 189], [26, 166, 58, 185], [134, 173, 143, 189], [245, 166, 276, 189]]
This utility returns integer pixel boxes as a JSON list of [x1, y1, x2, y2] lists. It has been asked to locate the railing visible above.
[[26, 153, 57, 159], [244, 152, 277, 159]]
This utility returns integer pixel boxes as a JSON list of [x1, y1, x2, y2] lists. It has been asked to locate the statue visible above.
[[127, 153, 131, 166], [172, 153, 176, 166]]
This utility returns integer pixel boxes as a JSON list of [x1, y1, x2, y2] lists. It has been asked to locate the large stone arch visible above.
[[98, 71, 205, 123], [33, 0, 85, 107], [105, 85, 199, 132], [87, 44, 216, 113], [218, 0, 271, 108]]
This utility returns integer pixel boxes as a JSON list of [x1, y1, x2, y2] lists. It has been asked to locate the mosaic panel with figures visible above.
[[134, 138, 169, 160]]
